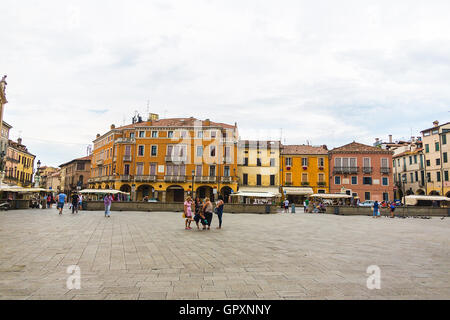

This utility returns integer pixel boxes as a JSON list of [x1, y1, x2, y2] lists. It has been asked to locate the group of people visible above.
[[49, 192, 84, 215], [372, 200, 397, 218], [183, 196, 224, 230]]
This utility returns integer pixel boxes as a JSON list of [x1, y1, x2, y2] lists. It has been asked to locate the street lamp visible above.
[[191, 169, 195, 199], [401, 174, 407, 205], [34, 160, 41, 187]]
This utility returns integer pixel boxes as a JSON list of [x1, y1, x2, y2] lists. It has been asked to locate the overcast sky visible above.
[[1, 0, 449, 167]]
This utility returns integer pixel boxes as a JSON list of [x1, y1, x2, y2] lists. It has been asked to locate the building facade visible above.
[[4, 138, 35, 187], [236, 140, 280, 199], [1, 121, 11, 157], [329, 142, 393, 202], [421, 121, 450, 197], [59, 156, 91, 194], [88, 114, 239, 202], [37, 166, 59, 189], [280, 145, 329, 204], [46, 169, 61, 192]]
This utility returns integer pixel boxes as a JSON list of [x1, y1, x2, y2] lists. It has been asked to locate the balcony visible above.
[[317, 181, 326, 187], [194, 176, 217, 183], [164, 175, 186, 183], [120, 175, 130, 181], [116, 137, 135, 143], [96, 159, 104, 166], [123, 155, 132, 162], [333, 167, 359, 174], [6, 157, 19, 163], [165, 155, 187, 163], [380, 167, 391, 174], [221, 176, 232, 183], [301, 181, 310, 186], [362, 166, 373, 174], [135, 175, 157, 182]]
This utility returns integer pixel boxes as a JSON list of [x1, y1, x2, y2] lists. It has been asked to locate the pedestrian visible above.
[[373, 200, 380, 218], [215, 196, 225, 229], [284, 198, 289, 213], [56, 191, 67, 215], [71, 193, 79, 214], [104, 193, 112, 218], [47, 194, 51, 209], [305, 198, 309, 213], [193, 197, 204, 230], [389, 202, 396, 218], [184, 196, 193, 230], [78, 194, 83, 211], [203, 197, 213, 230]]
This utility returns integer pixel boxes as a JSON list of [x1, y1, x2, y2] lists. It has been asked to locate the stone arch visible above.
[[166, 185, 185, 202], [196, 185, 214, 201], [137, 184, 154, 200], [429, 190, 440, 196], [406, 189, 414, 196], [220, 186, 233, 203], [416, 189, 425, 195], [120, 184, 131, 193]]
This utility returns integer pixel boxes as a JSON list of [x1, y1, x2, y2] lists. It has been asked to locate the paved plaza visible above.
[[0, 208, 449, 300]]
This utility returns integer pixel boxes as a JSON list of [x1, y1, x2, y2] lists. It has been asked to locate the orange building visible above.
[[89, 114, 239, 202]]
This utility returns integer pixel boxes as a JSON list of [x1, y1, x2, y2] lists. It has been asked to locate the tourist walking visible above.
[[56, 191, 67, 215], [78, 194, 83, 211], [372, 200, 380, 218], [215, 196, 224, 229], [203, 197, 213, 230], [284, 199, 289, 213], [389, 202, 396, 218], [71, 193, 79, 214], [304, 198, 309, 213], [184, 196, 193, 230], [104, 193, 113, 217], [47, 194, 52, 209]]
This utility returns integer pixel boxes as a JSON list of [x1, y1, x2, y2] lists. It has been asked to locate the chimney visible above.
[[389, 135, 393, 143], [375, 138, 379, 143], [110, 124, 115, 130], [433, 120, 439, 127], [17, 137, 22, 145], [96, 133, 100, 139]]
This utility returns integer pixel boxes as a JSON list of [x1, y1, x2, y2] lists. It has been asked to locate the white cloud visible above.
[[1, 0, 449, 166]]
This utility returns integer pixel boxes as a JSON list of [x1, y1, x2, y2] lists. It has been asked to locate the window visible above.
[[124, 164, 130, 175], [334, 176, 341, 185], [210, 131, 216, 138], [168, 131, 174, 138], [426, 160, 430, 167], [426, 172, 431, 182], [285, 157, 292, 166], [244, 157, 248, 166], [151, 131, 158, 138], [381, 177, 388, 186], [180, 130, 187, 138], [424, 131, 430, 137], [381, 158, 388, 168], [409, 156, 412, 165], [443, 134, 447, 145], [393, 159, 396, 168], [138, 145, 144, 156], [301, 173, 308, 183], [136, 163, 144, 176], [151, 146, 157, 156], [335, 157, 342, 167], [224, 166, 230, 177], [196, 146, 203, 157], [435, 142, 440, 152], [363, 157, 371, 168], [77, 163, 85, 171], [286, 173, 292, 184], [437, 172, 441, 182], [415, 171, 418, 182], [209, 165, 216, 177], [257, 158, 262, 167], [210, 146, 216, 157], [139, 131, 145, 138], [363, 177, 372, 185], [445, 171, 449, 182], [414, 155, 417, 164], [270, 158, 276, 167], [302, 158, 308, 167], [425, 144, 429, 153], [351, 176, 357, 185], [197, 131, 203, 139], [243, 173, 248, 185], [436, 158, 441, 166], [130, 132, 135, 139], [318, 173, 325, 182], [257, 174, 262, 186], [365, 192, 371, 201], [432, 129, 439, 135], [383, 193, 389, 202], [444, 152, 448, 163], [270, 175, 275, 186], [149, 163, 157, 175], [410, 173, 414, 183], [318, 158, 324, 167]]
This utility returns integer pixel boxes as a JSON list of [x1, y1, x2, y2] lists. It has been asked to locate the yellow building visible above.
[[422, 120, 450, 196], [4, 138, 35, 187], [236, 140, 280, 202], [280, 145, 329, 204], [89, 114, 239, 202]]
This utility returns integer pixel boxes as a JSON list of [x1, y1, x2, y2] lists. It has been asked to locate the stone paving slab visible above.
[[0, 208, 449, 300]]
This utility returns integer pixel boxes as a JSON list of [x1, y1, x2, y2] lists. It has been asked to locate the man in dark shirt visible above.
[[71, 193, 79, 214]]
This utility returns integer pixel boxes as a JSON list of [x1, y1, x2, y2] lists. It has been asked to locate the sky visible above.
[[1, 0, 449, 168]]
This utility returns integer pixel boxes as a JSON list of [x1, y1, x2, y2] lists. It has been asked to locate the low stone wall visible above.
[[321, 206, 449, 217], [85, 201, 277, 214]]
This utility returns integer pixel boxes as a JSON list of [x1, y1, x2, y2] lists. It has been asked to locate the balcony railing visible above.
[[123, 155, 132, 162], [362, 166, 373, 174], [165, 155, 187, 163], [135, 175, 157, 182], [96, 159, 104, 166], [120, 175, 130, 181], [116, 137, 135, 143], [221, 176, 232, 183], [333, 167, 359, 174], [164, 175, 186, 183], [193, 176, 217, 183], [380, 167, 391, 174]]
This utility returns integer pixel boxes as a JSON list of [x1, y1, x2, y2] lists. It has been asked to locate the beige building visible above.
[[46, 169, 61, 192], [236, 140, 280, 201], [37, 166, 59, 189], [422, 120, 450, 196], [392, 137, 425, 198]]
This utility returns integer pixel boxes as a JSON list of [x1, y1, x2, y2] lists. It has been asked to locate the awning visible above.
[[405, 195, 450, 206], [231, 191, 277, 198], [309, 193, 353, 199], [238, 187, 281, 196], [282, 187, 314, 195], [79, 189, 130, 195]]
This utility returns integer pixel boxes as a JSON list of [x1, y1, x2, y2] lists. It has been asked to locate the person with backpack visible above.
[[71, 193, 79, 214], [373, 200, 380, 218], [215, 196, 225, 229]]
